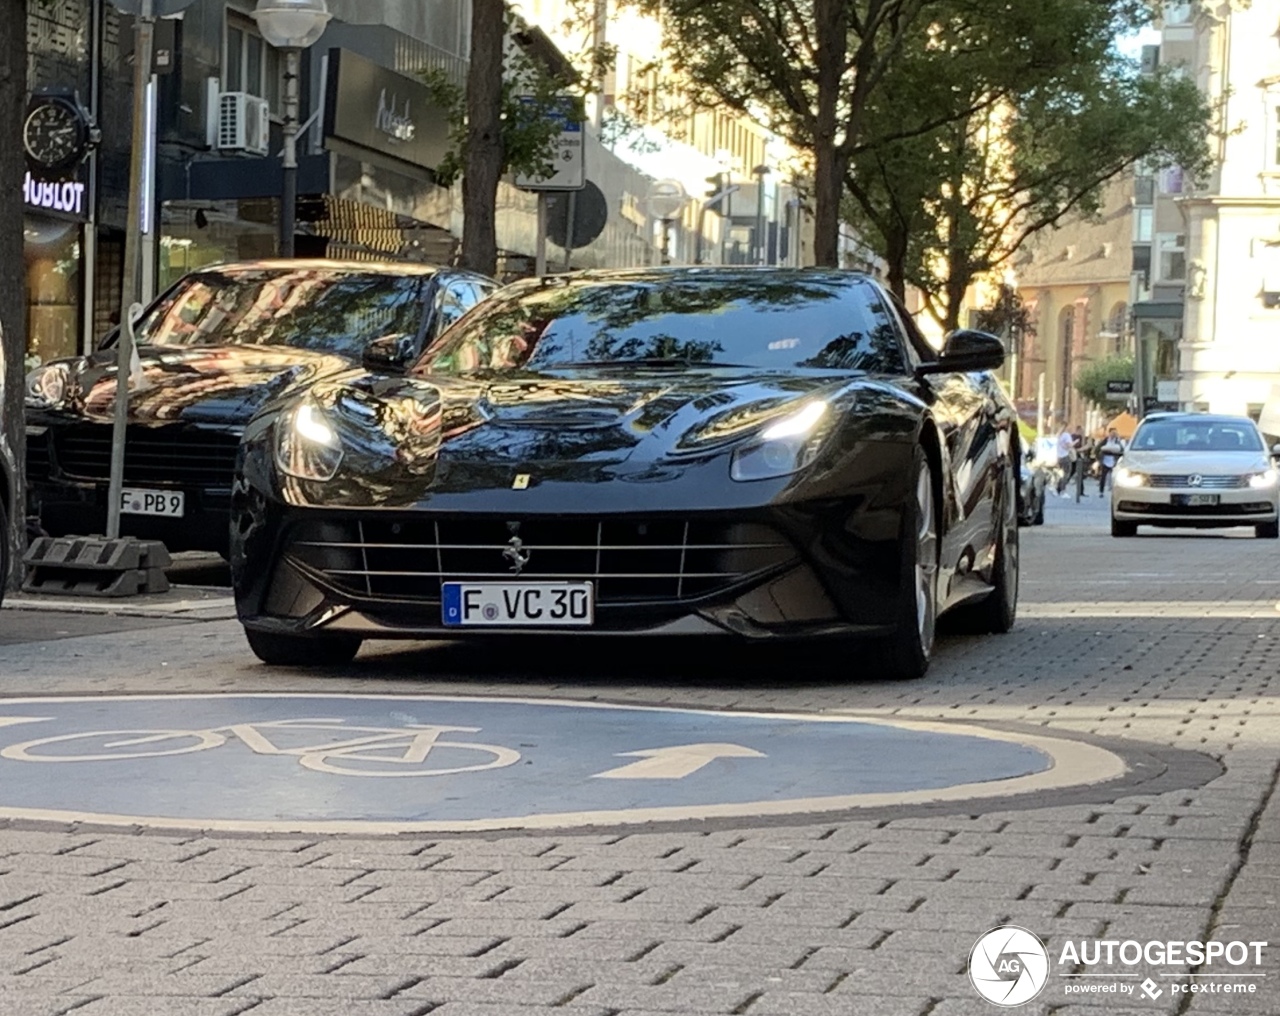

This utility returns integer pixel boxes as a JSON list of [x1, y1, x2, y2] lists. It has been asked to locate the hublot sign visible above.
[[375, 89, 415, 143], [22, 170, 88, 220], [324, 49, 448, 170]]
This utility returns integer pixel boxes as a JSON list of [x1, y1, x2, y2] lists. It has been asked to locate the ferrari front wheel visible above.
[[880, 447, 938, 680], [244, 628, 362, 667]]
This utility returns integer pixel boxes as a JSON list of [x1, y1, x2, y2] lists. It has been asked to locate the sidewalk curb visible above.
[[1, 591, 235, 622]]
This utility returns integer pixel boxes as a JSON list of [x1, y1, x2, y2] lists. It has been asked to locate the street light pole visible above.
[[252, 0, 331, 259], [280, 47, 300, 257], [106, 0, 155, 540]]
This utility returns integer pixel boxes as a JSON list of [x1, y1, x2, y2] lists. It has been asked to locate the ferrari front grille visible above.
[[287, 517, 797, 605]]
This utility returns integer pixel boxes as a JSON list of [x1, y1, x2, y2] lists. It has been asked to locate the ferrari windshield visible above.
[[417, 272, 909, 375], [134, 268, 429, 359], [1130, 417, 1265, 452]]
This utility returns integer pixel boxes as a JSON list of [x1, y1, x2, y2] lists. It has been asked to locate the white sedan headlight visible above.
[[276, 400, 344, 481], [1113, 466, 1147, 488], [26, 362, 72, 408], [1248, 469, 1279, 489], [731, 401, 831, 482]]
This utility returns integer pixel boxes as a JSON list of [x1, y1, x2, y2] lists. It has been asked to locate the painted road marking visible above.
[[593, 743, 767, 780], [0, 694, 1134, 834]]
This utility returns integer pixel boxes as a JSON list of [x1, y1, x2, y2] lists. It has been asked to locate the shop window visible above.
[[225, 14, 280, 109], [1156, 233, 1186, 282], [24, 215, 82, 367]]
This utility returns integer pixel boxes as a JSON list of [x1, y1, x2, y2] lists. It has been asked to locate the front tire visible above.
[[244, 628, 362, 667], [1111, 517, 1137, 537], [880, 447, 938, 680], [1256, 521, 1279, 539], [0, 496, 8, 608]]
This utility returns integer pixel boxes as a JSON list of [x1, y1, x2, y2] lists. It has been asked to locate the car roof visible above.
[[1139, 413, 1260, 427], [543, 265, 879, 286], [186, 259, 486, 279]]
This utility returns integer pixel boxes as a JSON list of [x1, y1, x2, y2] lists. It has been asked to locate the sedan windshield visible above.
[[1131, 419, 1264, 452], [416, 273, 908, 376], [135, 268, 430, 360]]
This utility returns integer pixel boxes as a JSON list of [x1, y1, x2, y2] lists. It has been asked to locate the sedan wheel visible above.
[[1111, 517, 1137, 537], [880, 447, 938, 679]]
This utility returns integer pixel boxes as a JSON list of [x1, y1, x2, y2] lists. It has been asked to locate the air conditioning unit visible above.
[[217, 92, 270, 156]]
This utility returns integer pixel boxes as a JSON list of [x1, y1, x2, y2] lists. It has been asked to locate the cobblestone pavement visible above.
[[2, 494, 1279, 1015]]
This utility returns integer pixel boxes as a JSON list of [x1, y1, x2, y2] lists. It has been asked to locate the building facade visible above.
[[1172, 1, 1280, 419], [1008, 176, 1137, 427]]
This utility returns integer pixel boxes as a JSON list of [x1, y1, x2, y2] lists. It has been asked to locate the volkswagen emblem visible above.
[[1188, 474, 1203, 487]]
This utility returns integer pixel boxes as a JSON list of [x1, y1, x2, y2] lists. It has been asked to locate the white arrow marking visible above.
[[592, 743, 766, 780], [0, 717, 54, 730]]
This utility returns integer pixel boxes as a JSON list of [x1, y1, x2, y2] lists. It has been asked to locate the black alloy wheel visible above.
[[879, 446, 938, 680]]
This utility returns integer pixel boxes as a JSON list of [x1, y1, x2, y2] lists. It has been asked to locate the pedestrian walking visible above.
[[1097, 427, 1125, 495], [1055, 425, 1076, 495]]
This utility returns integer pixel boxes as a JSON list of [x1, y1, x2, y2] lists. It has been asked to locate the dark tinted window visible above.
[[135, 268, 430, 359], [417, 273, 908, 375]]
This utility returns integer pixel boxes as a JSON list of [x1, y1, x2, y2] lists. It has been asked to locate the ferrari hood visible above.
[[430, 370, 851, 465], [47, 345, 358, 427]]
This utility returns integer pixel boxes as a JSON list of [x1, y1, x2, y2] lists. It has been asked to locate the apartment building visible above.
[[1158, 1, 1280, 418]]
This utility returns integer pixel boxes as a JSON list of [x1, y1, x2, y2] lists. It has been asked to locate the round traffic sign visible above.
[[646, 178, 687, 220]]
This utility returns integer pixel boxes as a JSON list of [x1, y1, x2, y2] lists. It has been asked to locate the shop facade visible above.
[[24, 0, 133, 366]]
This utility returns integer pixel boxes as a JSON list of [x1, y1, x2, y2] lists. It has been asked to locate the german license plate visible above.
[[441, 582, 594, 627], [1174, 493, 1220, 507], [120, 488, 185, 517]]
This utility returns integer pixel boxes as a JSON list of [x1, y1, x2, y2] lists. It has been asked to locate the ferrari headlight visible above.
[[276, 400, 344, 481], [26, 362, 71, 408], [1249, 469, 1279, 489], [1113, 466, 1147, 488], [731, 401, 831, 482]]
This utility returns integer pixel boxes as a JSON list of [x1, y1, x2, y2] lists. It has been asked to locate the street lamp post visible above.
[[251, 0, 331, 258], [751, 164, 771, 265]]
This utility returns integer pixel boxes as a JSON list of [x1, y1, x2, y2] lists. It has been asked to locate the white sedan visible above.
[[1111, 413, 1280, 538]]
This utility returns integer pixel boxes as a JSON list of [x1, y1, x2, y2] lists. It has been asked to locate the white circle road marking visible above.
[[0, 693, 1129, 834]]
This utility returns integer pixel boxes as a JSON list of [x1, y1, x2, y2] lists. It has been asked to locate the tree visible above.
[[628, 0, 946, 267], [1, 0, 26, 590], [440, 6, 596, 277], [842, 0, 1211, 330], [1074, 355, 1134, 407]]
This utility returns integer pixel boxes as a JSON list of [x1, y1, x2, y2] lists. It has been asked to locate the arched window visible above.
[[1106, 301, 1128, 355]]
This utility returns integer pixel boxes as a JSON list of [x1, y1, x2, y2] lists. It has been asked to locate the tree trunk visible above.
[[460, 0, 505, 277], [884, 226, 909, 302], [0, 0, 27, 591], [811, 0, 847, 267]]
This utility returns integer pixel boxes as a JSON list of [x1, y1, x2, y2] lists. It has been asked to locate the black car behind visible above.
[[25, 260, 496, 554]]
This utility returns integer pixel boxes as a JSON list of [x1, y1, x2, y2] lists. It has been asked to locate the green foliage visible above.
[[842, 0, 1211, 328], [972, 284, 1037, 342], [1074, 355, 1134, 406], [420, 37, 587, 190]]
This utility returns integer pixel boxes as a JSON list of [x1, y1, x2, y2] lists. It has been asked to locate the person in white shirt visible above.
[[1055, 427, 1077, 494]]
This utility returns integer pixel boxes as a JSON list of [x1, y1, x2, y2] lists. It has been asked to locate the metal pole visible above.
[[754, 172, 766, 265], [535, 191, 548, 275], [1036, 372, 1046, 439], [106, 2, 155, 541], [694, 204, 706, 265], [280, 47, 300, 257], [562, 189, 577, 271]]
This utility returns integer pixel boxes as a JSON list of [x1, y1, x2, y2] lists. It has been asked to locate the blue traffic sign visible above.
[[0, 695, 1124, 833]]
